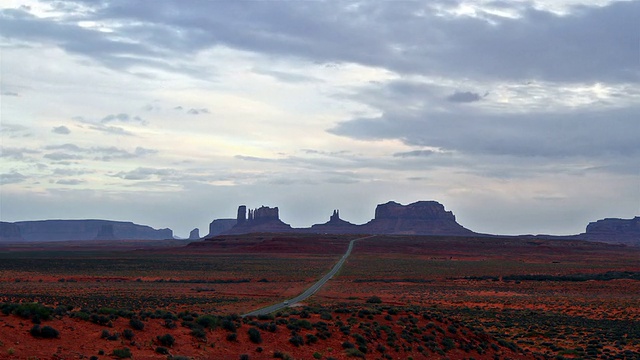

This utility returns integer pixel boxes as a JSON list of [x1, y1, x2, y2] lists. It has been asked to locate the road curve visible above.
[[242, 235, 374, 317]]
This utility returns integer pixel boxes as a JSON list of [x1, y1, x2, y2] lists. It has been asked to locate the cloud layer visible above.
[[1, 0, 638, 236]]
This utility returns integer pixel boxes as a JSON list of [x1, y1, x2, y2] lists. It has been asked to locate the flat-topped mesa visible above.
[[582, 216, 640, 246], [363, 200, 473, 236], [374, 201, 456, 221], [0, 221, 23, 242]]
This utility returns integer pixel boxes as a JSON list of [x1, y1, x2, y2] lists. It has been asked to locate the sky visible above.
[[1, 0, 638, 238]]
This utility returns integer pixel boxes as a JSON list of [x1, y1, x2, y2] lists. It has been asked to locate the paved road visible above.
[[242, 235, 374, 317]]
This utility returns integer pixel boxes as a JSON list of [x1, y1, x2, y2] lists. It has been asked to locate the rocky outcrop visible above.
[[207, 219, 237, 238], [360, 201, 474, 236], [13, 220, 173, 242], [226, 205, 292, 234], [0, 221, 23, 242], [581, 217, 640, 246], [310, 210, 359, 233], [189, 228, 200, 240]]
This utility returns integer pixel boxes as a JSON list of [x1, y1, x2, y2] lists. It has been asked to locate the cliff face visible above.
[[0, 222, 23, 242], [13, 220, 173, 241], [207, 219, 237, 237], [582, 217, 640, 246], [361, 201, 474, 236], [226, 205, 292, 234]]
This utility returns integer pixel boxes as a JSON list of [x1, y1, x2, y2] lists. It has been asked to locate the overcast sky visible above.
[[1, 0, 638, 237]]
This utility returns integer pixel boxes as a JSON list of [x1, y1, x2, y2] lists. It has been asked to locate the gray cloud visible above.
[[43, 152, 83, 161], [330, 106, 640, 160], [0, 172, 27, 184], [43, 143, 157, 162], [2, 1, 636, 83], [101, 113, 147, 125], [113, 167, 177, 181], [393, 150, 437, 158], [52, 168, 94, 176], [1, 147, 40, 160], [187, 108, 210, 115], [2, 91, 20, 96], [446, 91, 482, 103], [52, 125, 71, 134], [56, 179, 85, 185]]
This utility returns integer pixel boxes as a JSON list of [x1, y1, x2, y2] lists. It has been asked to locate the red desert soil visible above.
[[1, 234, 639, 359], [0, 306, 531, 360]]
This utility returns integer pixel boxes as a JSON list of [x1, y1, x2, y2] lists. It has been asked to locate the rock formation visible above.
[[12, 220, 173, 242], [581, 217, 640, 246], [359, 201, 474, 236], [310, 209, 358, 233], [207, 219, 237, 238], [226, 205, 292, 234], [0, 221, 24, 242], [189, 228, 200, 240]]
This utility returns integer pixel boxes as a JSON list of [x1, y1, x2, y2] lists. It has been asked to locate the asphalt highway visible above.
[[242, 235, 374, 317]]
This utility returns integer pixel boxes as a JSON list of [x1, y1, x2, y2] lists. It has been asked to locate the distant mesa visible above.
[[1, 220, 173, 242], [225, 205, 292, 234], [0, 221, 24, 242], [581, 217, 640, 246], [361, 201, 474, 236], [217, 201, 473, 237], [189, 228, 200, 240], [94, 224, 116, 240]]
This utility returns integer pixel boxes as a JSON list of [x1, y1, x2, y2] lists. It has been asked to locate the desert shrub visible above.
[[157, 333, 175, 347], [196, 315, 220, 329], [155, 346, 169, 355], [442, 337, 456, 351], [320, 312, 333, 320], [123, 329, 134, 340], [342, 341, 355, 349], [30, 325, 59, 338], [191, 327, 207, 340], [112, 348, 132, 359], [345, 348, 365, 358], [13, 303, 52, 320], [248, 328, 262, 344], [129, 318, 144, 330], [164, 319, 177, 329], [289, 335, 304, 347], [306, 334, 319, 345], [273, 351, 293, 360], [222, 319, 237, 332], [240, 355, 250, 360], [72, 311, 90, 321], [366, 296, 382, 304]]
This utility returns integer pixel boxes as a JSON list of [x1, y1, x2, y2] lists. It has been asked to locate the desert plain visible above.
[[0, 234, 638, 359]]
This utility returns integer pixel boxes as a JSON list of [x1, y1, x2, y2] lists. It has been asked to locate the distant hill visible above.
[[1, 220, 173, 242]]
